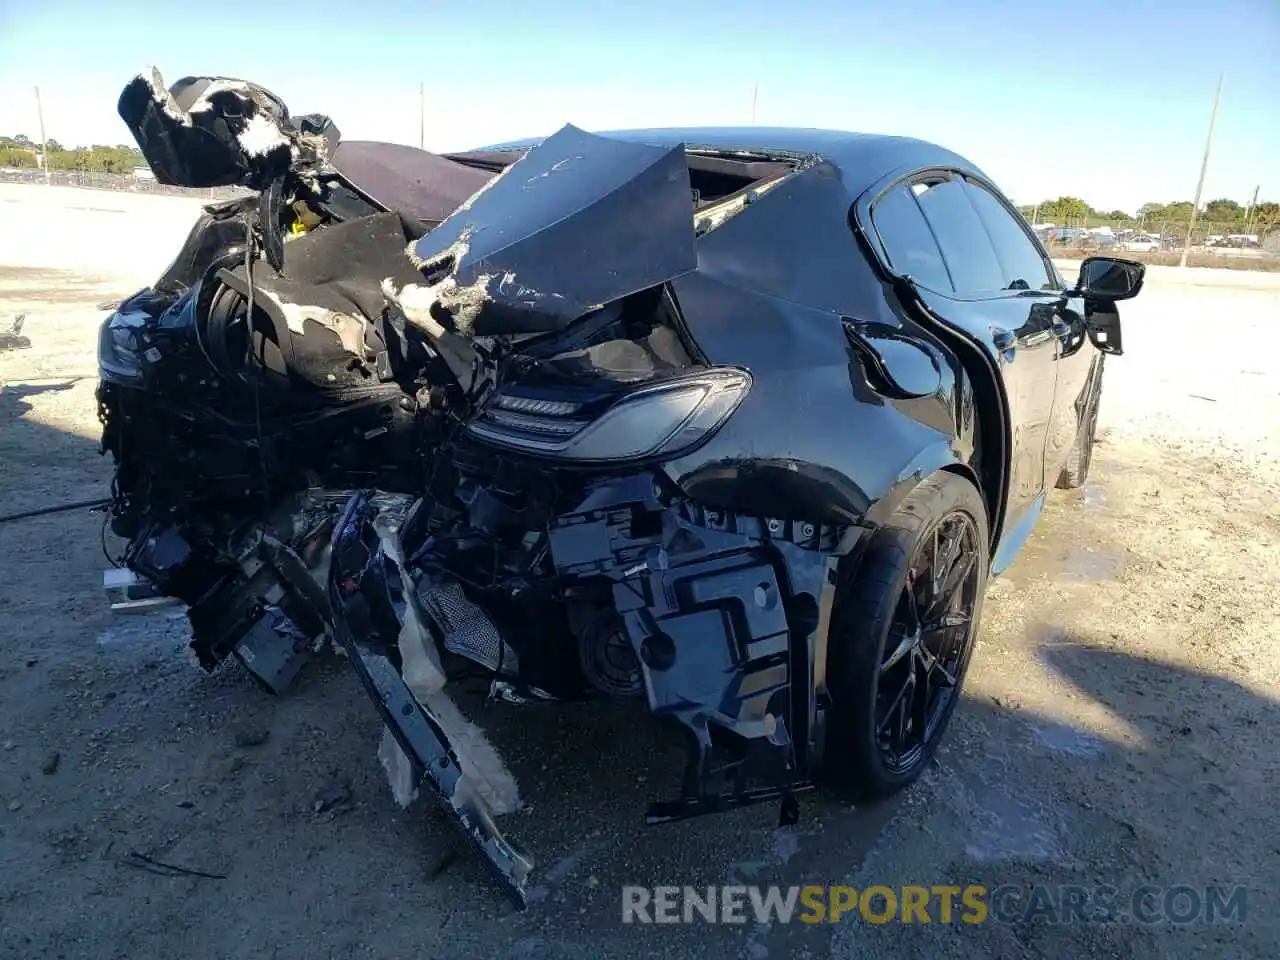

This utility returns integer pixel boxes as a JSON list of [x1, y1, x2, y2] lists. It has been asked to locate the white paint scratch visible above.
[[237, 113, 289, 158]]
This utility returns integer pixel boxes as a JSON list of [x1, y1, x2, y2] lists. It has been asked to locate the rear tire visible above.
[[822, 471, 989, 802], [1056, 357, 1104, 489]]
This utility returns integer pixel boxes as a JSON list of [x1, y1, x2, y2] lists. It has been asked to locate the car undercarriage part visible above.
[[103, 567, 180, 615], [556, 477, 866, 821]]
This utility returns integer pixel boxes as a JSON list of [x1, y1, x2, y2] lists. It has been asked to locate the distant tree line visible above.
[[4, 130, 1276, 234], [1020, 195, 1278, 233], [0, 134, 146, 174]]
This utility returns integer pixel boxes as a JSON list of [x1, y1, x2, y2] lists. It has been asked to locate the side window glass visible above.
[[963, 180, 1057, 291], [869, 186, 953, 293], [912, 177, 1005, 294]]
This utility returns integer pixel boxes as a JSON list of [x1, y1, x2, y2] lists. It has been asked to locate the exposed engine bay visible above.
[[99, 69, 874, 906]]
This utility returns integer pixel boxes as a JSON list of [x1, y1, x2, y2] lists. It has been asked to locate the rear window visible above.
[[962, 180, 1057, 291], [870, 186, 953, 293], [911, 178, 1005, 295]]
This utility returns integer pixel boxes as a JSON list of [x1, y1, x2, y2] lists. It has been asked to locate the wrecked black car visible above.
[[99, 69, 1144, 906]]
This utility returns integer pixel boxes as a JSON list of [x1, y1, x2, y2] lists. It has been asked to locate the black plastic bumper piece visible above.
[[547, 474, 861, 827]]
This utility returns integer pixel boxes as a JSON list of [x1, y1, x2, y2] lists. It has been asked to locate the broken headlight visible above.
[[466, 367, 751, 463], [97, 308, 153, 385]]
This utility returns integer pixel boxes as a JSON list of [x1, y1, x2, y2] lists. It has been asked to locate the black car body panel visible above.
[[99, 73, 1138, 907], [406, 124, 700, 337], [328, 140, 495, 225]]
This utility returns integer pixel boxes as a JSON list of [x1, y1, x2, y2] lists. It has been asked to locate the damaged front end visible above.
[[98, 69, 496, 686]]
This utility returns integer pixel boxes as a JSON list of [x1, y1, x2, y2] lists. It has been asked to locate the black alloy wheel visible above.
[[824, 471, 989, 801], [875, 510, 982, 774]]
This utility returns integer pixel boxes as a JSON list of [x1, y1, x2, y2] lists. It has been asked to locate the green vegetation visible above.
[[1021, 195, 1278, 234], [0, 134, 145, 174]]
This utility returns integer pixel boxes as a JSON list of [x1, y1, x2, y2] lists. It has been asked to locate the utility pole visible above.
[[1180, 73, 1223, 267], [1243, 183, 1259, 233], [418, 82, 425, 149], [34, 86, 49, 185], [1031, 202, 1040, 226], [751, 81, 759, 124]]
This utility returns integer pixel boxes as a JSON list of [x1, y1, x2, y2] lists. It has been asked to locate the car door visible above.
[[960, 179, 1094, 484], [866, 172, 1060, 560]]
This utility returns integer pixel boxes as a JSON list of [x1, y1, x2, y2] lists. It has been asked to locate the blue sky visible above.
[[1, 0, 1275, 211]]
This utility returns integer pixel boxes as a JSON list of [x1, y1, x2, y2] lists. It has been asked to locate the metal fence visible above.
[[1018, 210, 1278, 260], [0, 167, 247, 201]]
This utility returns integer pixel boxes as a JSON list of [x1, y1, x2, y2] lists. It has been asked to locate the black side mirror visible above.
[[1074, 256, 1145, 301]]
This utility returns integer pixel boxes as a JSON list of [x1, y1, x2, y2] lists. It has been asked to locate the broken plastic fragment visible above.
[[370, 502, 523, 816]]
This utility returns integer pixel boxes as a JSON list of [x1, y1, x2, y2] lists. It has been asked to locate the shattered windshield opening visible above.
[[685, 151, 795, 206], [444, 144, 798, 211]]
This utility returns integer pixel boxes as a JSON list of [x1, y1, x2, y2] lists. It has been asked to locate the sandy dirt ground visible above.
[[1, 186, 1277, 959]]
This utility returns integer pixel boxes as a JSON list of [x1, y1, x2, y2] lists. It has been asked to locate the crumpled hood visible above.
[[118, 68, 339, 189], [402, 124, 698, 337]]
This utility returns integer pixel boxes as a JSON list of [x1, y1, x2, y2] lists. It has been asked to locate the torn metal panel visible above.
[[118, 68, 338, 189], [407, 124, 698, 336]]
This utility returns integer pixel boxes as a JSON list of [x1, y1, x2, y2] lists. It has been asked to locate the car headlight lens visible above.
[[465, 367, 752, 463], [97, 309, 151, 384]]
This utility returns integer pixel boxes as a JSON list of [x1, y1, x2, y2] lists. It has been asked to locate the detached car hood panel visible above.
[[405, 124, 698, 336]]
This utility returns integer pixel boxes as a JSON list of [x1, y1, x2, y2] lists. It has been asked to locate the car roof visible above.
[[466, 126, 986, 194]]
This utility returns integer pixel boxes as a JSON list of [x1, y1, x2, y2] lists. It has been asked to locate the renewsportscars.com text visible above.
[[621, 884, 1248, 926]]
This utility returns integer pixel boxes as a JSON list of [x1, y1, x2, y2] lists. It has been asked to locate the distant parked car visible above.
[[1120, 235, 1161, 253], [1044, 227, 1086, 245]]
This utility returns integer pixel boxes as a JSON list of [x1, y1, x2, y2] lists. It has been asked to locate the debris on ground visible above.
[[312, 774, 354, 819], [119, 850, 227, 880], [232, 727, 270, 749], [1, 314, 30, 351]]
